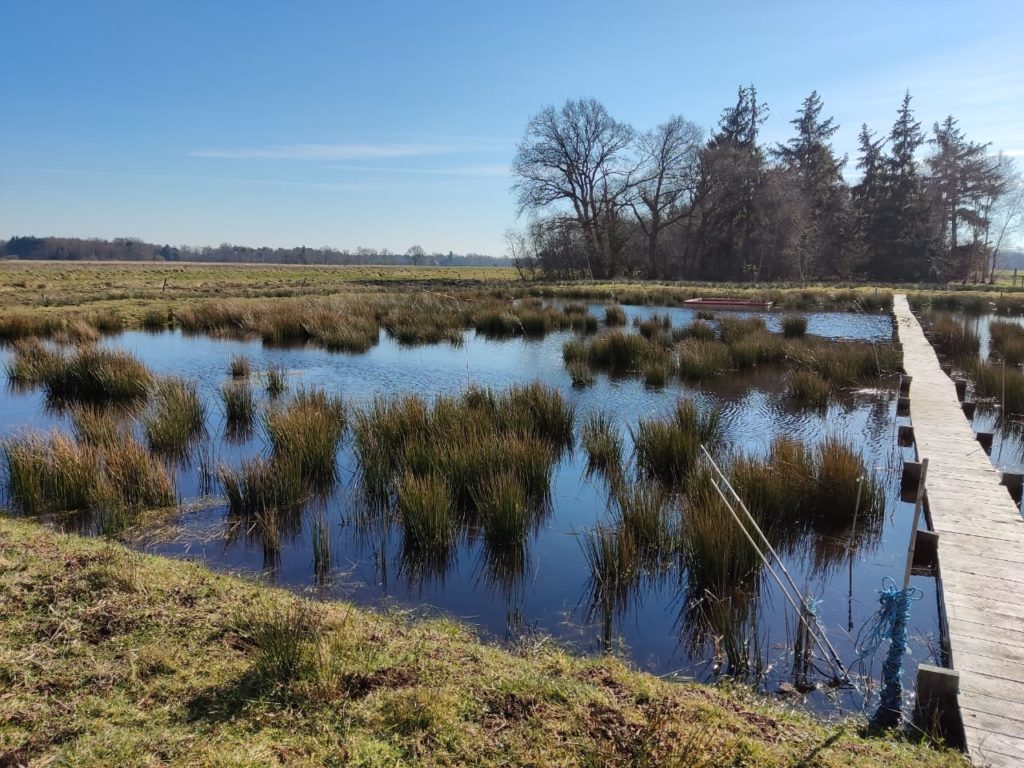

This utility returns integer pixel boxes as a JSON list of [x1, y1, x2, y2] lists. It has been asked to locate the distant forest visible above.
[[509, 89, 1024, 284], [0, 238, 511, 268]]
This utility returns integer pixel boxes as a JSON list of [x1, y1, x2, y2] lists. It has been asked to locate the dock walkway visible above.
[[894, 294, 1024, 767]]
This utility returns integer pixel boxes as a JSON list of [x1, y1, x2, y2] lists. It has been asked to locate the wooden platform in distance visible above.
[[894, 295, 1024, 767]]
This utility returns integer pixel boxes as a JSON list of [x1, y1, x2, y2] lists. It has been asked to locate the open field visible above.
[[0, 516, 964, 767]]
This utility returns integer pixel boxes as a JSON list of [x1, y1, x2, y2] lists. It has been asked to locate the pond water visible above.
[[0, 305, 940, 718]]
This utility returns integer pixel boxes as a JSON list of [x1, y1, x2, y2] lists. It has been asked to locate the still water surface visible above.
[[0, 305, 938, 716]]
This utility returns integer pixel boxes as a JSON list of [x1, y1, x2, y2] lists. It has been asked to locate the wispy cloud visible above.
[[327, 163, 509, 177], [188, 143, 453, 160]]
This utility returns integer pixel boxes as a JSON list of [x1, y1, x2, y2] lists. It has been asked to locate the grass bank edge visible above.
[[0, 515, 964, 767]]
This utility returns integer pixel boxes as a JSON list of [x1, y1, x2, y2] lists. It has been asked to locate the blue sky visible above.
[[1, 1, 1022, 255]]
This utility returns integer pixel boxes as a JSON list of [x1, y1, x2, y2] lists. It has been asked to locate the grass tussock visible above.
[[265, 363, 288, 397], [0, 516, 962, 766], [963, 357, 1024, 414], [4, 338, 60, 386], [788, 370, 831, 407], [988, 320, 1024, 366], [632, 401, 722, 489], [581, 412, 624, 486], [2, 430, 175, 533], [229, 354, 252, 378], [604, 304, 627, 326], [68, 404, 128, 447], [142, 378, 205, 456], [264, 388, 347, 488], [782, 315, 808, 338], [567, 360, 595, 387], [923, 313, 980, 360], [37, 346, 155, 404], [221, 380, 256, 436]]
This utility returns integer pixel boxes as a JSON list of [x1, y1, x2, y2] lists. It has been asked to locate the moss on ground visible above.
[[0, 516, 965, 767]]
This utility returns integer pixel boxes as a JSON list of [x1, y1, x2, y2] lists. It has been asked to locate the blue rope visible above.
[[854, 577, 922, 724]]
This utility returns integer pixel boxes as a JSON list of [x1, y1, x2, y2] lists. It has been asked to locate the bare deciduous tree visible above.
[[512, 98, 636, 278], [629, 116, 703, 278]]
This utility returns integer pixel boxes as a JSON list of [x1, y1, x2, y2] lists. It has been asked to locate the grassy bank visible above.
[[0, 516, 963, 767]]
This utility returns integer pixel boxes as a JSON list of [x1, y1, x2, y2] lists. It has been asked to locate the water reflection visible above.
[[0, 307, 934, 714]]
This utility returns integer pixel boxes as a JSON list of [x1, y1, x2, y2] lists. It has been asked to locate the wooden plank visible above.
[[967, 730, 1024, 766]]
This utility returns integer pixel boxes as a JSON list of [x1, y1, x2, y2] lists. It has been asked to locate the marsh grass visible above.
[[567, 360, 595, 387], [677, 339, 730, 379], [787, 370, 831, 407], [782, 315, 808, 338], [221, 380, 256, 436], [963, 357, 1024, 414], [265, 364, 288, 397], [4, 338, 60, 386], [42, 347, 155, 404], [265, 388, 346, 488], [632, 401, 722, 489], [69, 404, 128, 447], [473, 470, 533, 552], [581, 330, 667, 372], [580, 524, 638, 608], [581, 412, 624, 486], [678, 320, 716, 342], [604, 304, 627, 325], [396, 471, 455, 557], [230, 355, 252, 378], [2, 430, 175, 531], [643, 359, 671, 387], [988, 320, 1024, 366], [143, 378, 205, 457], [235, 598, 323, 685], [613, 482, 675, 560], [925, 313, 980, 360], [718, 316, 766, 343], [219, 456, 305, 521]]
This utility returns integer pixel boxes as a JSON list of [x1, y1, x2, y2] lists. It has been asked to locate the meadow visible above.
[[0, 260, 963, 764]]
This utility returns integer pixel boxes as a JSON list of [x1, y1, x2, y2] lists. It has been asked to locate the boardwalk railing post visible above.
[[904, 458, 929, 590]]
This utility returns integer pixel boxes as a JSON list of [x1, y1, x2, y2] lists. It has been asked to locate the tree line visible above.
[[509, 89, 1024, 283], [0, 237, 511, 268]]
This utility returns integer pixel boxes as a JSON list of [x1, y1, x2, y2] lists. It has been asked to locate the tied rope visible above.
[[854, 576, 923, 723]]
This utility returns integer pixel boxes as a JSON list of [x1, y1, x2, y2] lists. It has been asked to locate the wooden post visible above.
[[904, 458, 929, 590]]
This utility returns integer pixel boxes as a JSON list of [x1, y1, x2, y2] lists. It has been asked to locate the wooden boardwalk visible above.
[[894, 295, 1024, 767]]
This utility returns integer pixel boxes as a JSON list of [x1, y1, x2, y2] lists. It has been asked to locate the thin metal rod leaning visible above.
[[699, 446, 849, 682]]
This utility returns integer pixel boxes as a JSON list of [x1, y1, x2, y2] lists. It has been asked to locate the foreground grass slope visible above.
[[0, 517, 962, 767]]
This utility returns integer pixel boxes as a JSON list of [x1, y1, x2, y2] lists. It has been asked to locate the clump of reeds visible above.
[[695, 310, 716, 321], [717, 316, 766, 344], [582, 330, 668, 372], [382, 299, 465, 346], [643, 359, 670, 387], [264, 388, 346, 489], [632, 401, 721, 488], [2, 430, 175, 531], [962, 358, 1024, 414], [142, 378, 206, 457], [581, 412, 624, 486], [141, 308, 169, 330], [925, 313, 980, 360], [604, 305, 627, 326], [580, 524, 638, 608], [42, 346, 155, 404], [234, 599, 322, 684], [88, 309, 124, 334], [265, 364, 288, 397], [474, 470, 533, 552], [677, 320, 716, 343], [810, 436, 882, 521], [569, 313, 599, 334], [636, 313, 672, 340], [782, 315, 808, 338], [787, 370, 831, 407], [0, 313, 65, 342], [396, 471, 455, 556], [68, 404, 126, 447], [221, 380, 256, 436], [989, 320, 1024, 366], [4, 338, 60, 386], [567, 360, 595, 387], [219, 455, 305, 519], [677, 339, 730, 379], [613, 481, 675, 560], [230, 355, 252, 378]]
